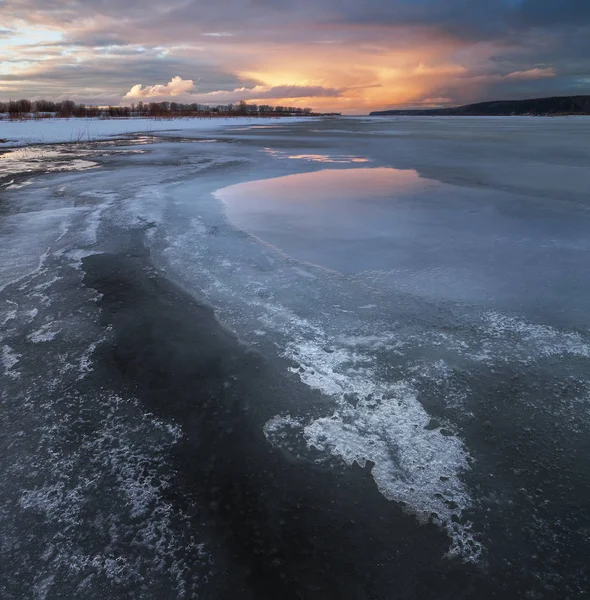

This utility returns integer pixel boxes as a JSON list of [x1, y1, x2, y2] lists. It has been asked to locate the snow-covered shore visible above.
[[0, 116, 312, 147]]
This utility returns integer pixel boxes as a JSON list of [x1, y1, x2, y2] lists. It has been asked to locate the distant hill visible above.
[[370, 95, 590, 116]]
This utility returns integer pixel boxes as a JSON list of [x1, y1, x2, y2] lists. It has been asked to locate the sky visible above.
[[0, 0, 589, 114]]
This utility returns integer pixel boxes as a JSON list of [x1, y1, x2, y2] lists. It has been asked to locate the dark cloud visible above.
[[517, 0, 590, 27], [1, 52, 254, 97], [1, 0, 589, 110], [3, 0, 590, 40], [252, 85, 342, 99]]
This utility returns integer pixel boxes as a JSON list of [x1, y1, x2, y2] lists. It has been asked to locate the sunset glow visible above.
[[1, 1, 588, 113]]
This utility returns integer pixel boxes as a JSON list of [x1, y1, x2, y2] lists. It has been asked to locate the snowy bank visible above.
[[0, 116, 313, 148]]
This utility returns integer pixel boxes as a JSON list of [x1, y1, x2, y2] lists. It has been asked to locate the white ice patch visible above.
[[77, 191, 117, 246], [0, 302, 18, 329], [27, 322, 60, 343], [61, 248, 103, 271], [0, 213, 70, 293], [14, 393, 206, 598], [113, 187, 167, 232], [263, 319, 481, 562], [77, 339, 102, 378], [292, 266, 317, 280], [263, 148, 370, 164], [0, 146, 97, 180], [2, 344, 21, 378], [5, 180, 33, 190], [481, 312, 590, 360]]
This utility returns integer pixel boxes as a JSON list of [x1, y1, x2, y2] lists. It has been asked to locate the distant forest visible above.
[[370, 95, 590, 116], [0, 99, 336, 119]]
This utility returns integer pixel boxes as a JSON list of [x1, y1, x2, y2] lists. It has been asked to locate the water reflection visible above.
[[218, 167, 425, 206], [214, 167, 434, 274]]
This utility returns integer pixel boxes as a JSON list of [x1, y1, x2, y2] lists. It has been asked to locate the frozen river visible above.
[[1, 116, 590, 599]]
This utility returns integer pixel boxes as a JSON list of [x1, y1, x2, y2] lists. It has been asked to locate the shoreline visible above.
[[0, 115, 316, 148]]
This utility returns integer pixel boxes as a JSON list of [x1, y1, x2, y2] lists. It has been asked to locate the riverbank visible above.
[[0, 115, 315, 148]]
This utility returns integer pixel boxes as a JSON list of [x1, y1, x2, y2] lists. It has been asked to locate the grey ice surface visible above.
[[217, 119, 590, 328], [1, 116, 590, 599]]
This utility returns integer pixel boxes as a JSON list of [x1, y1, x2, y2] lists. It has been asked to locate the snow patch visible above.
[[0, 116, 313, 148], [2, 344, 21, 377]]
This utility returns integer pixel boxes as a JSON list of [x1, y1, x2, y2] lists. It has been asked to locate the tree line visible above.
[[370, 95, 590, 117], [0, 98, 335, 119]]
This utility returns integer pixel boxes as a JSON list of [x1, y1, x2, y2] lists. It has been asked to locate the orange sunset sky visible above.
[[1, 1, 588, 113]]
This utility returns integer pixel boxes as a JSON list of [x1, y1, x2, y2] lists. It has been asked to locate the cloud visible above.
[[124, 75, 196, 98], [504, 67, 555, 80], [224, 84, 343, 101], [412, 63, 467, 76], [0, 0, 589, 112], [421, 97, 453, 105], [122, 81, 344, 104]]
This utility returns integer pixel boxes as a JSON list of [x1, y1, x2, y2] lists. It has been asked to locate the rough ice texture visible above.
[[0, 156, 210, 598], [264, 327, 482, 562], [4, 118, 588, 586], [0, 146, 97, 175], [1, 269, 208, 599]]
